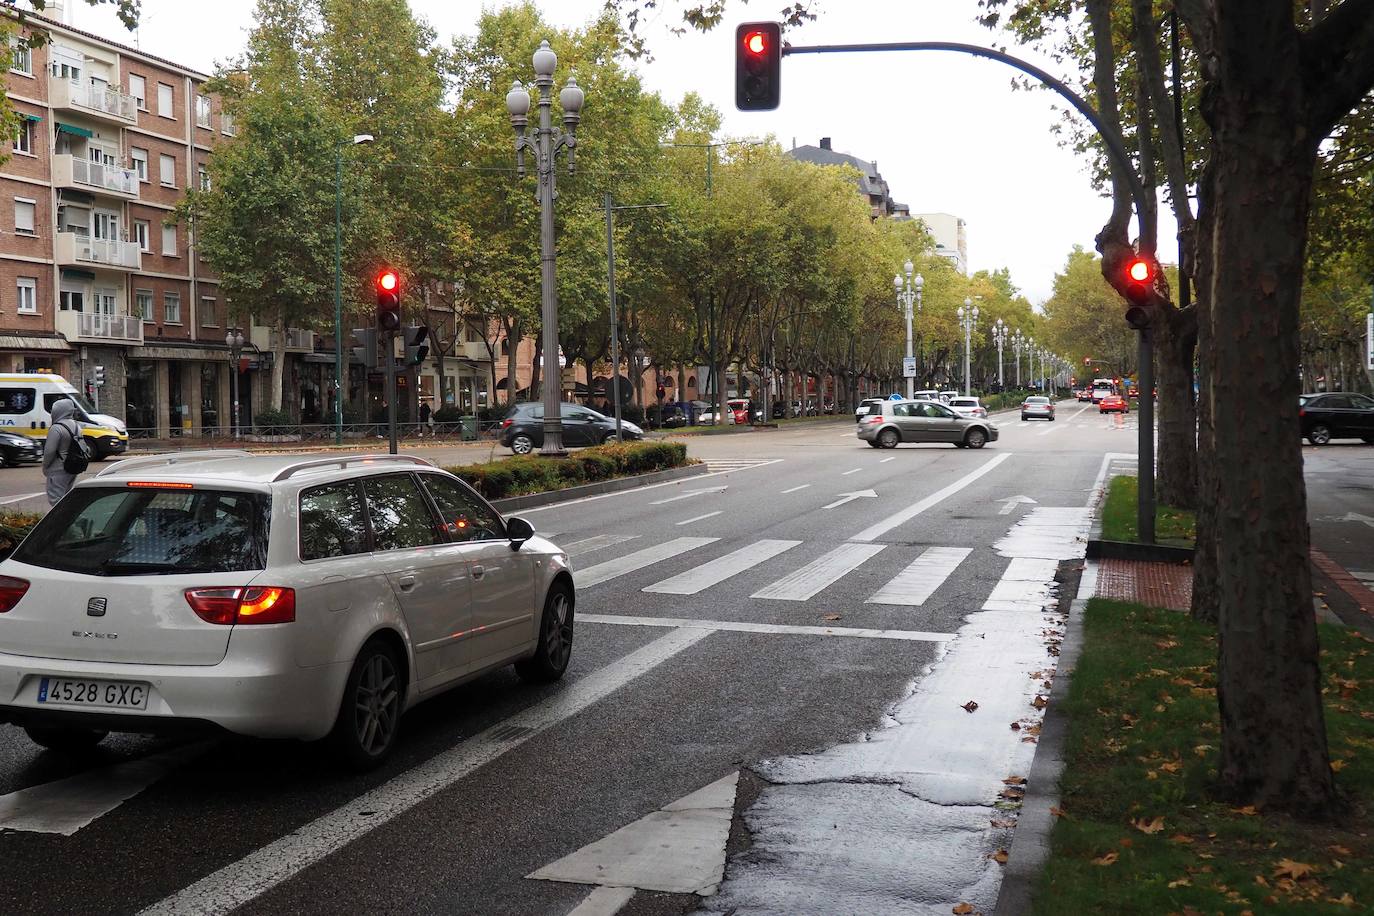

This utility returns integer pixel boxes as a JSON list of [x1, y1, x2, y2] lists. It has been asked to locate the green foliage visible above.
[[252, 407, 295, 434], [1036, 600, 1374, 915], [0, 511, 41, 557], [1100, 475, 1197, 548], [1041, 246, 1137, 377], [446, 440, 689, 499]]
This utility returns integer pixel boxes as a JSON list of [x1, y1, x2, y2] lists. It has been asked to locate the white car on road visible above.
[[0, 452, 573, 767]]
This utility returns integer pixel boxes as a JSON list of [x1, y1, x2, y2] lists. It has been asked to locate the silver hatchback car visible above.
[[857, 399, 999, 449], [0, 452, 573, 768]]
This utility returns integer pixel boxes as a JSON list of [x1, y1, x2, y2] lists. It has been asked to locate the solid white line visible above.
[[751, 543, 886, 601], [515, 464, 770, 515], [675, 510, 723, 527], [650, 486, 727, 506], [849, 453, 1015, 543], [580, 613, 949, 642], [568, 886, 636, 916], [866, 547, 972, 606], [0, 742, 208, 836], [879, 457, 896, 464], [576, 537, 719, 587], [563, 534, 640, 558], [841, 468, 861, 476], [644, 539, 801, 595], [0, 492, 44, 505], [139, 629, 711, 916], [780, 484, 811, 494]]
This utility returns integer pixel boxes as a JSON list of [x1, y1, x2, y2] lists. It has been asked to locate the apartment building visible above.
[[911, 211, 969, 275], [1, 7, 245, 437]]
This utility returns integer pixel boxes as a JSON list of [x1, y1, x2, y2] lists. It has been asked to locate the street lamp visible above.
[[334, 133, 373, 446], [894, 261, 922, 399], [508, 41, 585, 456], [956, 298, 978, 396], [1012, 329, 1023, 389], [992, 317, 1008, 391], [226, 327, 245, 440]]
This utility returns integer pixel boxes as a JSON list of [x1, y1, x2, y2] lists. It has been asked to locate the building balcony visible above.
[[54, 232, 142, 270], [56, 310, 144, 346], [250, 325, 316, 353], [52, 154, 140, 201], [50, 80, 139, 126], [460, 341, 494, 361]]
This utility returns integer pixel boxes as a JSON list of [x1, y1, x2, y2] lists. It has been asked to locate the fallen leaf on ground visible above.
[[822, 614, 842, 621], [961, 700, 979, 713], [1003, 776, 1027, 785], [1009, 721, 1022, 730], [1160, 760, 1183, 773], [1132, 816, 1165, 835], [1326, 893, 1356, 908], [952, 905, 974, 916], [1049, 806, 1066, 818], [1031, 695, 1048, 709], [1091, 851, 1119, 866], [1170, 834, 1194, 845], [990, 849, 1009, 864], [1168, 878, 1191, 888], [1231, 805, 1259, 816], [1193, 744, 1214, 758], [990, 817, 1016, 828], [1273, 858, 1317, 881], [1330, 759, 1346, 772], [998, 786, 1025, 800], [1155, 638, 1180, 650], [1329, 845, 1353, 857]]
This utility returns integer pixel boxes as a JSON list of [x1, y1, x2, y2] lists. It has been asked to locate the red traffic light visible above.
[[377, 269, 399, 292], [744, 30, 768, 55], [1127, 258, 1152, 283], [735, 22, 781, 111]]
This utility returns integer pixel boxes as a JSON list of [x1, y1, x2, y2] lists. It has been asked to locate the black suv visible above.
[[1299, 392, 1374, 445], [499, 402, 644, 454]]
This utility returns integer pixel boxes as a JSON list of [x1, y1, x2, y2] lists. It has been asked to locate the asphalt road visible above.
[[0, 402, 1349, 915]]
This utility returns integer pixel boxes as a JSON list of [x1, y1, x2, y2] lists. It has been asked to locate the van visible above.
[[0, 373, 129, 459]]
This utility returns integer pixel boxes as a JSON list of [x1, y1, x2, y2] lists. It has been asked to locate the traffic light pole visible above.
[[1138, 329, 1155, 543], [385, 330, 398, 456]]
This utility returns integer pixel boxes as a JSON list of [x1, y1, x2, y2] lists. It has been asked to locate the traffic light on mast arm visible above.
[[375, 268, 402, 332], [736, 22, 781, 111], [1121, 254, 1159, 330]]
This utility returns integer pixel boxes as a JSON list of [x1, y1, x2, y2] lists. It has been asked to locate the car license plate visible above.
[[37, 677, 149, 710]]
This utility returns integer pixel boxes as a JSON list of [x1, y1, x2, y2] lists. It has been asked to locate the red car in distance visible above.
[[1099, 394, 1129, 414]]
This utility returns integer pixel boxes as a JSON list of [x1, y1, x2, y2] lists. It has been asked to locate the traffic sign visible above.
[[902, 357, 917, 378]]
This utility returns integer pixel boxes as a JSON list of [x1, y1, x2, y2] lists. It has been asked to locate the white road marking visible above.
[[751, 543, 886, 601], [650, 486, 728, 506], [879, 457, 896, 464], [997, 495, 1038, 515], [821, 489, 878, 510], [982, 558, 1063, 611], [841, 467, 861, 476], [567, 886, 636, 916], [0, 492, 44, 505], [0, 742, 208, 836], [139, 628, 712, 916], [530, 772, 739, 896], [643, 539, 801, 595], [866, 547, 972, 606], [703, 458, 783, 472], [563, 534, 640, 558], [675, 510, 722, 527], [576, 537, 719, 587], [780, 484, 811, 494], [580, 613, 948, 642], [850, 452, 1014, 543], [1036, 423, 1063, 436]]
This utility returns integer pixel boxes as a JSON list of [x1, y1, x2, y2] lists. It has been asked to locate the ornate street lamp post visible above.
[[894, 260, 922, 399], [957, 298, 978, 396], [507, 41, 585, 456], [226, 328, 245, 440], [992, 317, 1008, 391]]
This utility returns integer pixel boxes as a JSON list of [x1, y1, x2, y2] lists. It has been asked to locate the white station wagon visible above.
[[0, 452, 573, 767]]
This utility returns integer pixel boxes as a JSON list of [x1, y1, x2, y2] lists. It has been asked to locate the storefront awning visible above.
[[20, 113, 42, 122], [0, 335, 72, 352], [55, 122, 93, 138]]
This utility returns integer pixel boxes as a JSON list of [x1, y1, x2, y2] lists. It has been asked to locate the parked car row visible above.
[[499, 402, 644, 454]]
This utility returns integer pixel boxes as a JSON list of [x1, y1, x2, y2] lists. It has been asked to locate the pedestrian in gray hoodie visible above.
[[42, 397, 80, 505]]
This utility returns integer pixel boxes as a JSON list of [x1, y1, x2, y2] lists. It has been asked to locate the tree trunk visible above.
[[1191, 161, 1220, 627], [1155, 307, 1198, 508], [270, 317, 288, 412], [1204, 9, 1336, 813], [504, 318, 521, 408], [529, 328, 542, 401]]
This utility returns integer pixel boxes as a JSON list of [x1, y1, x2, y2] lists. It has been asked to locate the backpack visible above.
[[60, 420, 91, 475]]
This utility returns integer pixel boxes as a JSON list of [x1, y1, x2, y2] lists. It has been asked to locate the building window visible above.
[[59, 288, 85, 312], [13, 198, 35, 235], [159, 153, 176, 187], [11, 40, 31, 76], [163, 292, 181, 324], [196, 95, 211, 128], [200, 296, 217, 327], [198, 166, 210, 191], [134, 289, 153, 321], [162, 223, 177, 256], [220, 111, 235, 136], [131, 146, 148, 181], [127, 73, 146, 109], [133, 219, 150, 251], [14, 118, 34, 155], [16, 278, 36, 314], [157, 82, 173, 118]]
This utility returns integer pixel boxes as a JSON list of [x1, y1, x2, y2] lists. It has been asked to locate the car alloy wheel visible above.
[[965, 428, 987, 449], [878, 428, 899, 449], [517, 584, 574, 683], [353, 650, 400, 758], [1308, 424, 1332, 446], [511, 433, 534, 455]]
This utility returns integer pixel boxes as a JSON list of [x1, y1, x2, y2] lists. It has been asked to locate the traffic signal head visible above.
[[94, 365, 105, 386], [1122, 255, 1157, 329], [403, 325, 429, 366], [376, 268, 401, 332], [352, 327, 379, 369], [735, 22, 781, 111]]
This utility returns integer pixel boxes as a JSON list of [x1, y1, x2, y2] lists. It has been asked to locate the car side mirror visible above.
[[506, 515, 535, 550]]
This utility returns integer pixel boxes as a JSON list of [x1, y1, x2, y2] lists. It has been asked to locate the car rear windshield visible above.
[[13, 486, 270, 576], [1028, 397, 1049, 404]]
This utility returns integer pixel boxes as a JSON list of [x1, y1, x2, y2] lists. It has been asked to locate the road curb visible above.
[[490, 463, 710, 513], [1085, 539, 1194, 564]]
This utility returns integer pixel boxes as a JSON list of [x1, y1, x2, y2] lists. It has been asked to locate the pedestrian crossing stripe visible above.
[[750, 543, 886, 601], [575, 537, 718, 587], [866, 547, 972, 606], [702, 458, 783, 471]]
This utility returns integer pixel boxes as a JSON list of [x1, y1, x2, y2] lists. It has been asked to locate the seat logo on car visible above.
[[86, 597, 107, 617]]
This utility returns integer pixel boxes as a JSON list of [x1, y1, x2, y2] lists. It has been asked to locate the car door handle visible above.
[[472, 565, 486, 581], [397, 574, 416, 592]]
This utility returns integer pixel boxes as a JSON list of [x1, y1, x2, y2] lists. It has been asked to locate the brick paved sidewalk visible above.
[[1095, 558, 1193, 611]]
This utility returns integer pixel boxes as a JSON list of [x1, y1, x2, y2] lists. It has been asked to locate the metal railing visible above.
[[76, 311, 143, 343], [55, 232, 141, 269], [53, 79, 139, 122], [122, 420, 508, 444]]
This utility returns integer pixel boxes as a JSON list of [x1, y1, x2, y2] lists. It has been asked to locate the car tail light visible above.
[[1298, 407, 1305, 417], [0, 576, 29, 613], [501, 418, 514, 429], [185, 587, 296, 625], [863, 415, 883, 424]]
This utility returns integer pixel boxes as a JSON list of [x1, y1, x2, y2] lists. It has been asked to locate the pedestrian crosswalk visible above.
[[703, 458, 783, 472], [865, 547, 973, 606], [751, 543, 886, 601]]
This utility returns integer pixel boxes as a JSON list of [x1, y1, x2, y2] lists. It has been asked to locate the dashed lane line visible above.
[[780, 484, 810, 494], [675, 511, 722, 527]]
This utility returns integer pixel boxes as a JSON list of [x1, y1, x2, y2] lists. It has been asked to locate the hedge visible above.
[[0, 511, 41, 558], [447, 440, 690, 500]]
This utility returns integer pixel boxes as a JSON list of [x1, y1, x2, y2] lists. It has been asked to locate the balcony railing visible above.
[[54, 232, 142, 270], [52, 154, 139, 200], [50, 80, 139, 125], [56, 310, 144, 345], [250, 325, 316, 352]]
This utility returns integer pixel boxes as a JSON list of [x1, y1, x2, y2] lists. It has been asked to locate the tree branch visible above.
[[1087, 0, 1134, 254], [1134, 0, 1195, 237], [1303, 0, 1374, 135]]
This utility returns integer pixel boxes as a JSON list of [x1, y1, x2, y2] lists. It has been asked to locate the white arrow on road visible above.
[[650, 486, 728, 506], [998, 495, 1038, 515], [1335, 512, 1374, 529], [822, 489, 878, 510]]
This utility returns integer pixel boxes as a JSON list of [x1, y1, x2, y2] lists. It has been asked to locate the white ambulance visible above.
[[0, 373, 129, 460]]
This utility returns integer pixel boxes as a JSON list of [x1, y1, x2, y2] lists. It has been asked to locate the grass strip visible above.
[[1100, 475, 1197, 547]]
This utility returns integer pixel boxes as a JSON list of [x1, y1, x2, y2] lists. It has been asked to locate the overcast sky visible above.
[[65, 0, 1178, 304]]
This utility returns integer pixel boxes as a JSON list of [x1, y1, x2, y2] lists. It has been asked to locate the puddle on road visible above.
[[704, 507, 1089, 915]]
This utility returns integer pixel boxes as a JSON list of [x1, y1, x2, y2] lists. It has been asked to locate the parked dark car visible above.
[[499, 402, 644, 454], [0, 431, 41, 467], [654, 403, 690, 429], [1299, 392, 1374, 445]]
